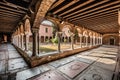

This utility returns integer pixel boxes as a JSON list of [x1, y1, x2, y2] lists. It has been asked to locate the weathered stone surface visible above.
[[49, 60, 62, 68], [0, 52, 6, 60], [58, 61, 89, 78], [8, 58, 27, 71], [88, 52, 105, 57], [39, 64, 52, 73], [16, 67, 41, 80], [76, 55, 98, 64], [29, 70, 68, 80], [75, 66, 113, 80], [93, 58, 116, 71], [48, 56, 75, 68], [0, 60, 6, 74], [9, 51, 21, 59]]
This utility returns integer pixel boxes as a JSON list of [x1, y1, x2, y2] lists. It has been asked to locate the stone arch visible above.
[[24, 19, 32, 35], [20, 24, 24, 34], [89, 31, 93, 37], [32, 0, 56, 28], [62, 24, 74, 37], [43, 18, 60, 31], [40, 19, 60, 39], [75, 26, 83, 37], [83, 30, 88, 37], [103, 34, 118, 45]]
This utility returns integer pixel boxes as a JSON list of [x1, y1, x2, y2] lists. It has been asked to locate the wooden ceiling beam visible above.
[[63, 0, 109, 18], [71, 12, 117, 22], [0, 1, 28, 11], [59, 0, 94, 16], [50, 0, 65, 10], [0, 13, 21, 18], [79, 23, 118, 32], [67, 4, 120, 20], [77, 23, 118, 33], [66, 1, 120, 19], [0, 9, 23, 16], [0, 5, 26, 14], [53, 0, 80, 14], [74, 18, 118, 26], [71, 10, 117, 21]]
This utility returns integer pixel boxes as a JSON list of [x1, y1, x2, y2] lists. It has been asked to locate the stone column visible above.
[[83, 36, 85, 47], [21, 34, 24, 49], [56, 32, 62, 52], [99, 37, 100, 45], [96, 37, 98, 45], [101, 37, 102, 45], [16, 35, 19, 46], [86, 36, 88, 47], [32, 28, 39, 56], [71, 33, 74, 50], [80, 35, 82, 48], [18, 35, 21, 48], [93, 36, 95, 46], [24, 34, 29, 51], [38, 33, 40, 54], [89, 36, 92, 47]]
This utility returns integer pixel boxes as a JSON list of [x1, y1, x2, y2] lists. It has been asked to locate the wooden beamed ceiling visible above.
[[48, 0, 120, 34], [0, 0, 30, 33], [0, 0, 120, 34]]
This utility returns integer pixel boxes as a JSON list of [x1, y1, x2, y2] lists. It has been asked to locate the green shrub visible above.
[[51, 37, 58, 44]]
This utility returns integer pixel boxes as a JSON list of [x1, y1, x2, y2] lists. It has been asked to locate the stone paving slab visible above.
[[9, 51, 21, 59], [0, 52, 6, 60], [76, 55, 98, 64], [16, 67, 41, 80], [39, 64, 52, 73], [58, 61, 89, 79], [103, 54, 117, 60], [49, 60, 63, 68], [48, 56, 75, 68], [93, 57, 116, 71], [0, 60, 6, 74], [88, 52, 105, 57], [28, 70, 68, 80], [8, 58, 27, 71], [75, 66, 113, 80]]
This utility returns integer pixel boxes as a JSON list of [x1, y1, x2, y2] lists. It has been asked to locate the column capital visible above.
[[31, 27, 39, 33]]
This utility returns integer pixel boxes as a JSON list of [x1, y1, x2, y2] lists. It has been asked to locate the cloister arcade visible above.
[[0, 0, 119, 80], [12, 18, 102, 57]]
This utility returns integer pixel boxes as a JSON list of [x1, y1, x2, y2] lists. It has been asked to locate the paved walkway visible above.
[[0, 44, 118, 80]]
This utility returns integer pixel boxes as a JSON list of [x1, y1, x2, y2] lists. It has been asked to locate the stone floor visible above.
[[0, 44, 118, 80]]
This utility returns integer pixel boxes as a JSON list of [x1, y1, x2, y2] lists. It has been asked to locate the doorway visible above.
[[109, 38, 115, 45]]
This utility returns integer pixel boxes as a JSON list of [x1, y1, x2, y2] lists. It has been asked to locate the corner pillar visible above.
[[32, 28, 39, 56]]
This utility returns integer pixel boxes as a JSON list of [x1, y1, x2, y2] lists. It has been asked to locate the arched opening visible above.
[[61, 25, 73, 50], [74, 27, 82, 49], [109, 37, 115, 45], [24, 19, 32, 53], [39, 19, 58, 54]]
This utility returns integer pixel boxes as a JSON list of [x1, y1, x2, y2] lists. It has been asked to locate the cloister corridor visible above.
[[0, 0, 120, 80], [0, 44, 119, 80]]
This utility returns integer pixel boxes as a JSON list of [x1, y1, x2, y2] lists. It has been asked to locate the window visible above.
[[45, 28, 48, 33]]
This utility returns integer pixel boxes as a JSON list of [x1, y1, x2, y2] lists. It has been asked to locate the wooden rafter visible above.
[[68, 5, 119, 21], [50, 0, 65, 10], [53, 0, 80, 14], [72, 10, 118, 21], [63, 0, 110, 18], [0, 5, 26, 14], [59, 0, 94, 17], [71, 12, 117, 22]]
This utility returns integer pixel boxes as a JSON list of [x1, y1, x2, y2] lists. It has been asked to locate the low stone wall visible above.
[[13, 44, 100, 67]]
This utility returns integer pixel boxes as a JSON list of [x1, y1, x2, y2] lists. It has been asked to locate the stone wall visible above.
[[103, 33, 119, 46]]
